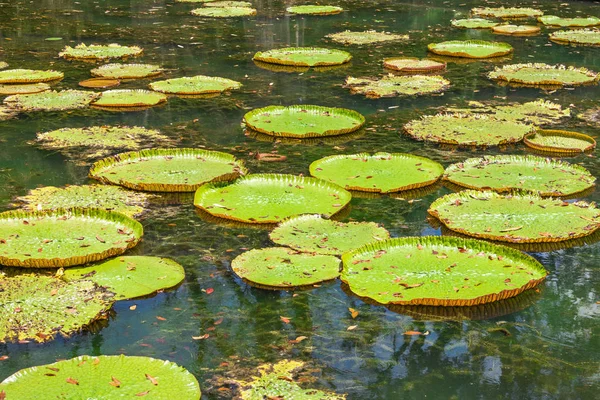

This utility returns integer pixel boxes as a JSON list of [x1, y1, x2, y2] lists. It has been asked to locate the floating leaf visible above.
[[488, 63, 599, 87], [344, 75, 450, 98], [91, 63, 164, 79], [538, 15, 600, 28], [92, 89, 167, 108], [428, 40, 513, 58], [471, 7, 543, 19], [3, 90, 98, 112], [550, 29, 600, 46], [451, 18, 499, 29], [190, 7, 256, 17], [524, 129, 596, 154], [286, 5, 343, 15], [0, 83, 50, 95], [78, 78, 120, 89], [203, 1, 253, 8], [325, 30, 408, 45], [149, 75, 242, 95], [253, 47, 352, 67], [0, 69, 63, 84], [492, 25, 540, 35], [59, 43, 143, 60], [383, 58, 446, 73]]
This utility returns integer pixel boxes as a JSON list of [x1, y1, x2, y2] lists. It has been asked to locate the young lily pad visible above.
[[16, 185, 153, 217], [3, 90, 99, 112], [404, 113, 534, 147], [383, 58, 446, 73], [428, 40, 513, 58], [149, 75, 242, 95], [243, 105, 364, 138], [471, 7, 543, 18], [194, 173, 352, 224], [309, 152, 444, 193], [190, 7, 256, 17], [0, 355, 201, 399], [0, 274, 113, 342], [341, 236, 547, 306], [0, 69, 63, 84], [325, 30, 408, 45], [78, 78, 120, 89], [89, 148, 247, 192], [253, 47, 352, 67], [90, 63, 163, 79], [524, 129, 596, 154], [488, 63, 599, 87], [550, 29, 600, 46], [0, 208, 143, 268], [63, 256, 185, 300], [443, 155, 596, 197], [492, 25, 541, 35], [286, 5, 343, 15], [451, 18, 499, 29], [429, 190, 600, 243], [344, 75, 450, 98], [59, 43, 143, 60], [204, 1, 252, 7], [538, 15, 600, 27], [0, 83, 50, 95], [231, 247, 340, 289], [269, 214, 390, 255], [92, 89, 167, 108]]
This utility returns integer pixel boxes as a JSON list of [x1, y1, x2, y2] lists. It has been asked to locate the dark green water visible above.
[[0, 0, 599, 398]]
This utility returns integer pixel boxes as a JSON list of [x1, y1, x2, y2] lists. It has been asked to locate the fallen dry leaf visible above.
[[348, 308, 359, 319]]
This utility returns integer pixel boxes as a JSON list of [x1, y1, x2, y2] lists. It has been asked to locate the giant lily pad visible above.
[[550, 29, 600, 46], [341, 236, 547, 306], [404, 114, 534, 146], [90, 63, 163, 79], [253, 47, 351, 67], [429, 190, 600, 243], [309, 152, 444, 193], [243, 105, 364, 138], [64, 256, 185, 300], [0, 208, 143, 267], [89, 148, 246, 192], [0, 83, 50, 95], [269, 214, 389, 255], [451, 18, 499, 29], [0, 69, 63, 84], [488, 63, 599, 87], [325, 30, 408, 45], [492, 25, 541, 35], [231, 247, 340, 289], [524, 129, 596, 154], [287, 5, 343, 15], [3, 90, 98, 112], [59, 43, 143, 60], [428, 40, 513, 58], [0, 274, 113, 342], [79, 78, 120, 89], [443, 155, 596, 197], [204, 1, 252, 7], [344, 75, 450, 98], [0, 355, 201, 399], [149, 75, 242, 95], [194, 174, 351, 224], [471, 7, 543, 18], [92, 89, 167, 108], [383, 58, 446, 73], [538, 15, 600, 27], [190, 7, 256, 17]]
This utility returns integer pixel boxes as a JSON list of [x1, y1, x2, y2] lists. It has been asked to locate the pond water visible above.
[[0, 0, 599, 398]]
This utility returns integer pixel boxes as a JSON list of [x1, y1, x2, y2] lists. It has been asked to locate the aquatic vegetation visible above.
[[344, 75, 450, 98], [0, 105, 17, 120], [471, 7, 543, 18], [429, 190, 600, 243], [204, 1, 253, 7], [524, 129, 596, 154], [59, 43, 143, 60], [550, 29, 600, 46], [3, 90, 98, 111], [89, 148, 246, 192], [341, 236, 547, 306], [325, 30, 408, 44], [190, 7, 257, 17], [492, 25, 540, 35], [538, 15, 600, 27], [286, 5, 343, 15], [0, 61, 7, 69], [383, 57, 446, 73], [0, 69, 63, 83], [92, 89, 167, 108], [451, 18, 498, 29], [90, 63, 164, 79], [253, 47, 352, 67], [488, 63, 599, 87], [78, 78, 120, 89], [428, 40, 513, 58], [0, 83, 50, 95], [0, 355, 201, 399], [149, 75, 242, 95]]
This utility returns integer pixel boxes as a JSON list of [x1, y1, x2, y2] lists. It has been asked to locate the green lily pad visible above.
[[341, 236, 547, 306], [309, 152, 444, 193], [0, 62, 8, 70], [149, 75, 242, 95], [16, 185, 153, 218], [0, 355, 201, 399], [253, 47, 351, 67], [492, 25, 541, 35], [0, 83, 50, 95], [428, 40, 513, 58], [0, 274, 113, 342], [204, 1, 252, 7], [538, 15, 600, 27], [383, 58, 446, 73], [0, 208, 143, 268], [488, 63, 599, 87], [92, 89, 167, 108], [0, 69, 63, 84], [524, 129, 596, 154], [231, 247, 340, 289], [471, 7, 543, 18], [44, 37, 63, 41], [344, 75, 450, 98], [325, 30, 408, 45], [177, 0, 220, 2], [443, 155, 596, 197], [90, 63, 163, 79], [269, 214, 390, 255], [89, 148, 247, 192], [243, 105, 364, 138], [59, 43, 143, 60], [63, 256, 185, 300], [451, 18, 499, 29], [190, 7, 256, 17], [3, 90, 99, 112], [550, 29, 600, 46], [286, 5, 343, 15], [429, 190, 600, 243], [404, 113, 534, 146], [194, 173, 352, 224]]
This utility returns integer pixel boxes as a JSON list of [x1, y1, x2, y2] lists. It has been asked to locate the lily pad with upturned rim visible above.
[[538, 15, 600, 27], [0, 355, 201, 399], [428, 40, 513, 58], [286, 5, 343, 15], [242, 105, 364, 138], [194, 173, 352, 224], [488, 63, 599, 87], [190, 6, 256, 17], [325, 30, 408, 45], [383, 58, 446, 73], [204, 1, 252, 7], [0, 83, 50, 95], [149, 75, 242, 95], [92, 89, 167, 108], [78, 78, 120, 89], [428, 190, 600, 243], [471, 7, 543, 19], [0, 69, 63, 84], [59, 43, 143, 60], [269, 214, 389, 255], [253, 47, 352, 67], [341, 236, 547, 306], [550, 29, 600, 46], [309, 152, 444, 193], [344, 75, 450, 98], [492, 25, 541, 35], [451, 18, 499, 29], [524, 129, 596, 154], [89, 148, 247, 192], [3, 90, 99, 112], [91, 63, 163, 79], [443, 155, 596, 197]]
